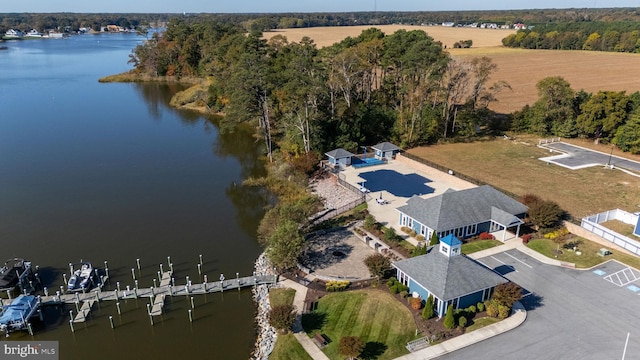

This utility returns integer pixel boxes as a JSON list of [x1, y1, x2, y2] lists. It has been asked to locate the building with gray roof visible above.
[[392, 234, 508, 317], [371, 142, 401, 160], [325, 148, 355, 169], [396, 185, 528, 242]]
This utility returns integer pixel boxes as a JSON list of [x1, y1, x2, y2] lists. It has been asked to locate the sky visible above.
[[2, 0, 640, 13]]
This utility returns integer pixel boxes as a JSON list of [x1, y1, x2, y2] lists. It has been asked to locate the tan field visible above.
[[264, 26, 640, 114]]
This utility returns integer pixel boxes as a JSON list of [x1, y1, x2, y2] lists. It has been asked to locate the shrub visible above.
[[411, 297, 422, 310], [429, 232, 439, 246], [400, 226, 411, 234], [467, 305, 477, 313], [411, 243, 427, 257], [416, 234, 425, 242], [409, 230, 417, 237], [458, 316, 468, 328], [364, 214, 376, 231], [384, 227, 399, 242], [485, 301, 498, 318], [325, 280, 350, 292], [443, 305, 455, 329], [399, 290, 409, 298], [422, 295, 434, 320], [268, 304, 296, 333], [477, 302, 485, 312], [389, 284, 399, 294], [521, 233, 533, 244], [498, 305, 510, 319], [479, 232, 495, 240], [364, 253, 391, 278], [339, 336, 364, 360], [387, 277, 398, 287], [398, 283, 409, 293], [528, 199, 565, 229], [491, 282, 523, 309]]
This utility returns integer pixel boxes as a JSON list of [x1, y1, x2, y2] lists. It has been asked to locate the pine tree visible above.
[[429, 232, 439, 246], [443, 304, 455, 329], [422, 294, 434, 320]]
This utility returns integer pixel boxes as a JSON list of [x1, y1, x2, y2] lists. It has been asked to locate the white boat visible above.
[[0, 295, 39, 336], [4, 29, 24, 39], [25, 29, 43, 38], [67, 262, 95, 292]]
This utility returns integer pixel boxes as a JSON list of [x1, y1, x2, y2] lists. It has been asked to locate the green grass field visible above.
[[527, 237, 640, 269], [270, 288, 296, 307], [465, 317, 499, 332], [302, 289, 417, 360], [461, 240, 502, 254], [269, 334, 313, 360]]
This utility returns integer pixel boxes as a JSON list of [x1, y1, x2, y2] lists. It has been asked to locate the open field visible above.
[[301, 289, 416, 360], [265, 26, 640, 114], [451, 47, 640, 113], [270, 334, 313, 360], [264, 25, 514, 49], [407, 135, 640, 219], [527, 237, 640, 270]]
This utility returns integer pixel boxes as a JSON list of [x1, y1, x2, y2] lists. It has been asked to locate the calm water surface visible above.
[[0, 33, 266, 359]]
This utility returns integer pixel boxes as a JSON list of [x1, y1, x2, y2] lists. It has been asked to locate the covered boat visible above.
[[0, 295, 39, 335]]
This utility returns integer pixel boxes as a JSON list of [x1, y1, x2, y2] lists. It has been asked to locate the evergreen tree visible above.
[[443, 304, 455, 329], [429, 232, 439, 246], [422, 294, 434, 320]]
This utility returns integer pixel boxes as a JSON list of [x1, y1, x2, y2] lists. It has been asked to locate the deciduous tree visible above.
[[339, 336, 364, 360], [268, 304, 296, 334]]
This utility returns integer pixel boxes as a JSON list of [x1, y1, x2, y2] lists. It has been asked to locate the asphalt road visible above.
[[544, 142, 640, 172], [439, 250, 640, 360]]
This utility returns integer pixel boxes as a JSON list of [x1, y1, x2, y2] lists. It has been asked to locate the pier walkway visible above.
[[39, 272, 277, 317]]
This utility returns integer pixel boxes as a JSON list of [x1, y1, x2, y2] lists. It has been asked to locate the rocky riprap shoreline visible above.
[[251, 253, 277, 360], [310, 174, 361, 209]]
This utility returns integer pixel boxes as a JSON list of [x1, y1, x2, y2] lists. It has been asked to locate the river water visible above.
[[0, 33, 267, 359]]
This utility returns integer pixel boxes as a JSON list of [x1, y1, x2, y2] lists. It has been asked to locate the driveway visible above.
[[440, 250, 640, 360], [540, 142, 640, 172]]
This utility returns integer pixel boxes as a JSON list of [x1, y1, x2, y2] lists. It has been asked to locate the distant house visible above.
[[325, 148, 354, 168], [513, 23, 527, 30], [393, 234, 508, 317], [4, 29, 25, 38], [396, 185, 528, 241], [371, 142, 400, 160], [442, 22, 455, 27]]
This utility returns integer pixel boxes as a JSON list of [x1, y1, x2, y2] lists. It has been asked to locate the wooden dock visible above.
[[39, 272, 278, 310], [73, 300, 95, 323]]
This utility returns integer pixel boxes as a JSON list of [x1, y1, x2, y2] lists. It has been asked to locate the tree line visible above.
[[0, 13, 172, 33], [513, 76, 640, 153], [503, 21, 640, 53], [130, 19, 510, 161]]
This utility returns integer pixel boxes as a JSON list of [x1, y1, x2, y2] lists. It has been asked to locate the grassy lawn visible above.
[[527, 237, 640, 269], [302, 289, 417, 360], [268, 288, 303, 360], [407, 136, 640, 219], [601, 219, 636, 238], [461, 240, 502, 254], [465, 317, 499, 332], [269, 334, 312, 360], [270, 288, 296, 307]]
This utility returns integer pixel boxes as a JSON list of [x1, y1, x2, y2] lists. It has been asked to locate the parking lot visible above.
[[539, 142, 640, 172], [441, 250, 640, 360]]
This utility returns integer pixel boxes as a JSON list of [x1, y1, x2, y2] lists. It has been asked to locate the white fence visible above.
[[581, 209, 640, 256]]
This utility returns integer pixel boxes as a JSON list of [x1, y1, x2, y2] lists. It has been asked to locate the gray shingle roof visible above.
[[392, 248, 508, 301], [372, 142, 400, 152], [325, 148, 355, 159], [396, 185, 528, 232]]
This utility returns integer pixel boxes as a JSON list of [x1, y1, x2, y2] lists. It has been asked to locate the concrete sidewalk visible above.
[[395, 301, 527, 360], [281, 279, 330, 360]]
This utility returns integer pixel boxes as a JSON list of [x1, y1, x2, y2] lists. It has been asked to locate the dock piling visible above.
[[136, 258, 141, 271], [197, 264, 202, 278], [63, 274, 67, 287], [199, 254, 203, 267], [116, 302, 121, 315], [69, 263, 73, 274], [69, 319, 74, 333], [131, 268, 136, 281], [109, 315, 114, 329], [190, 296, 195, 309], [167, 256, 171, 267], [188, 309, 193, 323], [27, 323, 33, 336], [135, 280, 139, 290], [44, 287, 48, 297], [153, 279, 157, 289], [160, 263, 163, 274]]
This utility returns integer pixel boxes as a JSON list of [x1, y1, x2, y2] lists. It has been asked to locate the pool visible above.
[[352, 157, 386, 168]]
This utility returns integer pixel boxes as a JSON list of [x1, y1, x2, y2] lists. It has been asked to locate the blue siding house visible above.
[[371, 142, 401, 160], [392, 234, 508, 317], [396, 185, 528, 242], [325, 148, 355, 169]]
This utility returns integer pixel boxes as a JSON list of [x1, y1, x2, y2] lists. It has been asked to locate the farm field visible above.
[[407, 135, 640, 219], [265, 26, 640, 114]]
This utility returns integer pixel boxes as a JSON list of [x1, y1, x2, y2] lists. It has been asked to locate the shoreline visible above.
[[251, 253, 277, 360]]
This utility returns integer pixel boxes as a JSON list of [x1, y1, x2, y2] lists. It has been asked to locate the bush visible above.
[[485, 301, 498, 318], [429, 232, 439, 246], [268, 304, 296, 333], [364, 253, 391, 278], [409, 230, 417, 237], [477, 302, 485, 312], [387, 277, 398, 287], [399, 290, 409, 298], [479, 232, 495, 240], [364, 214, 377, 231], [411, 297, 422, 310], [384, 227, 399, 242], [325, 280, 350, 292], [422, 295, 434, 320], [458, 316, 468, 327], [521, 233, 533, 244], [389, 284, 399, 294], [400, 226, 411, 234], [416, 234, 425, 242], [498, 305, 510, 319], [467, 305, 476, 314], [443, 305, 455, 329]]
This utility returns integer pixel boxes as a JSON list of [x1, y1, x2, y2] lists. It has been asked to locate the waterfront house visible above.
[[396, 185, 528, 241], [392, 234, 508, 317], [371, 142, 400, 160], [4, 29, 25, 39]]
